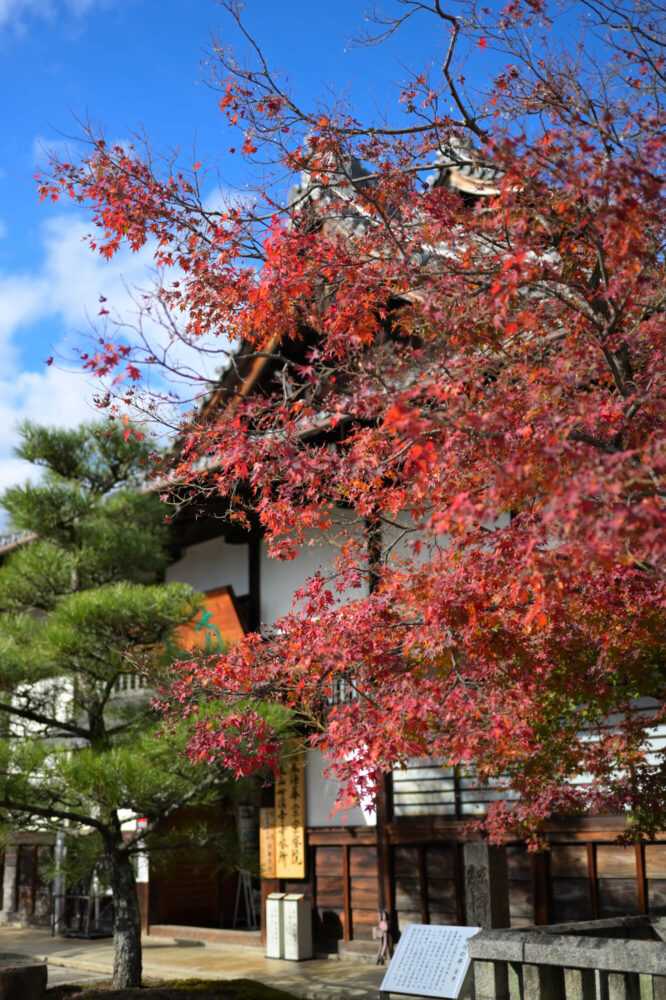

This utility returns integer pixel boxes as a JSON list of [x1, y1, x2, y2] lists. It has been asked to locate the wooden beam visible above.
[[452, 842, 465, 925], [531, 852, 549, 925], [31, 844, 37, 916], [586, 842, 599, 920], [248, 534, 261, 632], [635, 842, 648, 916], [418, 844, 428, 924], [307, 827, 376, 846], [342, 844, 352, 941], [387, 819, 482, 843]]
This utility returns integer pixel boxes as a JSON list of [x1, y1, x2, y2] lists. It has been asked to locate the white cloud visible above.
[[203, 185, 256, 216], [32, 136, 74, 172], [0, 211, 147, 517], [0, 214, 145, 494], [0, 0, 51, 32], [0, 366, 98, 495], [0, 212, 158, 369], [0, 207, 227, 510], [0, 0, 110, 31]]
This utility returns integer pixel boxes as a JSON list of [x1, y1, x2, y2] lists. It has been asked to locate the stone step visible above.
[[147, 924, 379, 963], [148, 924, 262, 948]]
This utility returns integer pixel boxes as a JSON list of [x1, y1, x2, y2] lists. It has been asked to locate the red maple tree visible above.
[[40, 0, 666, 843]]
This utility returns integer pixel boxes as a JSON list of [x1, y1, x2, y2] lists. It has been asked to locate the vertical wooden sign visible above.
[[274, 751, 306, 879], [259, 807, 276, 878]]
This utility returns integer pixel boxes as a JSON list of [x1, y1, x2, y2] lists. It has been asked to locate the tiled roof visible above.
[[426, 138, 503, 194], [287, 141, 503, 210], [201, 142, 504, 417]]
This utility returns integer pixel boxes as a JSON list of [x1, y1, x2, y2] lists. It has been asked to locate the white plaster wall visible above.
[[166, 511, 432, 626], [166, 536, 248, 596], [261, 538, 332, 623], [305, 748, 376, 827], [12, 676, 74, 738], [260, 511, 367, 625], [382, 515, 439, 570], [383, 510, 511, 570]]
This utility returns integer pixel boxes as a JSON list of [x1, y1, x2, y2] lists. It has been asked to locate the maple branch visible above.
[[600, 343, 634, 398], [568, 430, 624, 454], [213, 0, 481, 140], [435, 4, 486, 140]]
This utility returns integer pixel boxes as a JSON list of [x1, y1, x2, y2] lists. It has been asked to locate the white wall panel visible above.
[[260, 512, 367, 625], [305, 748, 376, 827], [166, 536, 248, 596]]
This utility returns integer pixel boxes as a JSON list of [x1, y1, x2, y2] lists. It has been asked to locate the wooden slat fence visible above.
[[297, 818, 666, 946]]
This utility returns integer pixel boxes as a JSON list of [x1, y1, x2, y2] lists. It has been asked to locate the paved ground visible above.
[[45, 964, 110, 988], [0, 926, 387, 998]]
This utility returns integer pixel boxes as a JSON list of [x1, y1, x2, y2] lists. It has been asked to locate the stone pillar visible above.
[[464, 843, 510, 1000], [0, 844, 18, 921], [563, 967, 596, 1000], [522, 963, 565, 1000], [463, 842, 510, 929], [474, 959, 510, 1000], [52, 831, 66, 934], [653, 976, 666, 1000], [606, 971, 641, 1000]]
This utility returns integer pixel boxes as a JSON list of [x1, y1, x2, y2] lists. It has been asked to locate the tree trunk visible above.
[[109, 847, 142, 988]]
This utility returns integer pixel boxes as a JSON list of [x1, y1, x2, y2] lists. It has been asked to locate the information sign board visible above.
[[380, 924, 481, 1000], [274, 751, 306, 879]]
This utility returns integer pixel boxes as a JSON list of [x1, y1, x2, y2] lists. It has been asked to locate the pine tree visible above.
[[0, 422, 225, 988]]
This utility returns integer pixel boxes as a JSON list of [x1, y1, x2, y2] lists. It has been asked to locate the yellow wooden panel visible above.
[[275, 751, 306, 879]]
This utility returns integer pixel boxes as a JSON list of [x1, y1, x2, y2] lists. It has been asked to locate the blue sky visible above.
[[0, 0, 455, 498], [0, 0, 610, 502]]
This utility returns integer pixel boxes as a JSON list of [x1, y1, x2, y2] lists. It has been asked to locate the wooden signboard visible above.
[[260, 807, 276, 878], [274, 751, 306, 879], [177, 586, 246, 653], [380, 923, 481, 1000]]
